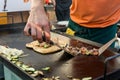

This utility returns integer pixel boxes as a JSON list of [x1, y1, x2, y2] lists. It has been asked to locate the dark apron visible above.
[[66, 19, 117, 48]]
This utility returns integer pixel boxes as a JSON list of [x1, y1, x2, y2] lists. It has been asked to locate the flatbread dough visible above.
[[33, 45, 61, 54], [26, 40, 40, 48], [26, 40, 62, 54]]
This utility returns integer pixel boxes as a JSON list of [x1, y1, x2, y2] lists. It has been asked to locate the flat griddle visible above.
[[0, 23, 120, 80]]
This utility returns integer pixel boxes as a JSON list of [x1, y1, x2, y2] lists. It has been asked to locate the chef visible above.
[[24, 0, 120, 48]]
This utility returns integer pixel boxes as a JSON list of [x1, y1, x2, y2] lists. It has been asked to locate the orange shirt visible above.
[[70, 0, 120, 28]]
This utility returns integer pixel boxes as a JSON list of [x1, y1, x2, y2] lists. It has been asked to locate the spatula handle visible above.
[[98, 37, 117, 56]]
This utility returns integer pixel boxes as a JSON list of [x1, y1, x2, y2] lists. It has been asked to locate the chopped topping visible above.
[[82, 77, 92, 80], [37, 42, 51, 48], [65, 45, 99, 56], [43, 43, 51, 48], [0, 45, 44, 77], [80, 47, 88, 55], [41, 76, 60, 80], [42, 67, 51, 71]]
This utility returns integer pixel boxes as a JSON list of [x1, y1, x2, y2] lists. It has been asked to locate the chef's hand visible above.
[[24, 0, 51, 43]]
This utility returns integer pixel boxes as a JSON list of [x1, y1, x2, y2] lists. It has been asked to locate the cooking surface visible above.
[[0, 24, 120, 80]]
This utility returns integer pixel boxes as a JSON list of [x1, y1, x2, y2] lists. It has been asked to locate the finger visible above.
[[44, 31, 50, 43], [24, 23, 31, 36], [31, 23, 43, 42], [43, 25, 51, 43], [31, 26, 37, 40], [49, 22, 52, 30], [36, 25, 43, 42]]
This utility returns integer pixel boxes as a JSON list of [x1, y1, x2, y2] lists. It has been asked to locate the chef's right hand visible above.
[[24, 0, 51, 43]]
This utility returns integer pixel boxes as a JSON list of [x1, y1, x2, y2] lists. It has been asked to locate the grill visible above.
[[0, 23, 120, 80]]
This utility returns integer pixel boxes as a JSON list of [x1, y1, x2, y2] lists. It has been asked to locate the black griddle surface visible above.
[[0, 24, 120, 80]]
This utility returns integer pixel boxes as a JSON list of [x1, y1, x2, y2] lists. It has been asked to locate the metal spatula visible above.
[[98, 36, 117, 56]]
